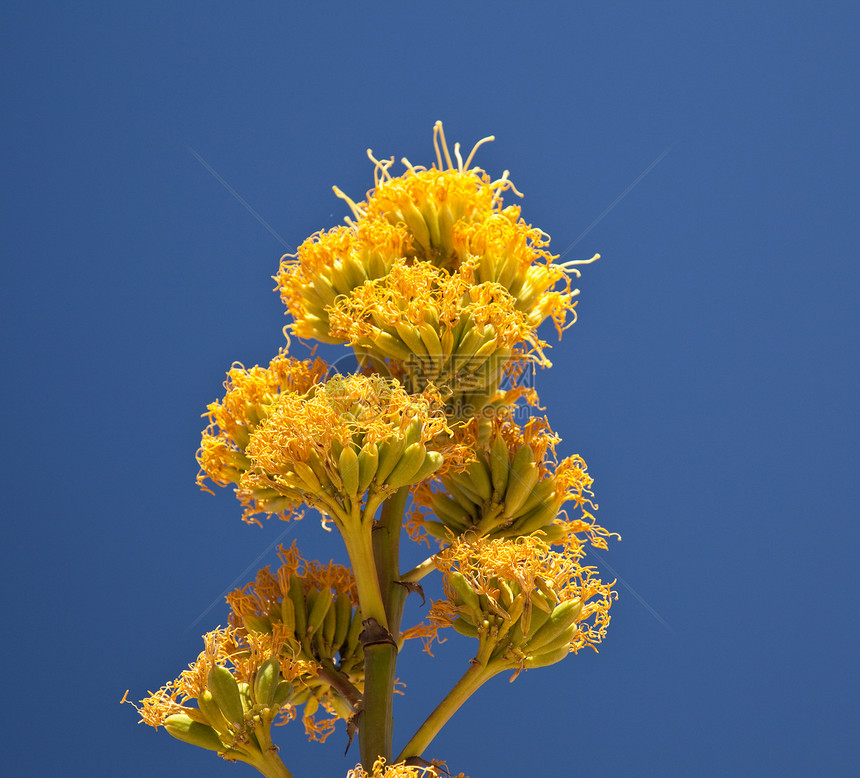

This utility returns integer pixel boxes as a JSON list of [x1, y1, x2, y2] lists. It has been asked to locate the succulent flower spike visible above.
[[419, 535, 615, 674], [131, 124, 614, 778]]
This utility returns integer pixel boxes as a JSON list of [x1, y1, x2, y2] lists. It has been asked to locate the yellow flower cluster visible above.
[[275, 219, 409, 344], [137, 628, 283, 722], [225, 541, 364, 742], [410, 414, 613, 552], [200, 363, 465, 525], [243, 374, 453, 521], [135, 541, 371, 747], [326, 256, 541, 415], [197, 350, 330, 521], [418, 535, 615, 674], [275, 121, 597, 420], [131, 626, 310, 766]]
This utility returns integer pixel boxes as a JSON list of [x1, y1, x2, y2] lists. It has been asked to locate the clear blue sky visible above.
[[3, 3, 858, 776]]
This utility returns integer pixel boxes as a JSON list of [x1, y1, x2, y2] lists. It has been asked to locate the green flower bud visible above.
[[206, 665, 245, 726], [164, 714, 224, 753]]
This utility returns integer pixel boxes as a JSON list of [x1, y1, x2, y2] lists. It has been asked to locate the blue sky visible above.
[[3, 2, 859, 776]]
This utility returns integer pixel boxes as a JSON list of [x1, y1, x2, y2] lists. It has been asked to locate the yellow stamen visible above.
[[332, 185, 366, 221], [433, 120, 454, 170], [463, 134, 495, 172]]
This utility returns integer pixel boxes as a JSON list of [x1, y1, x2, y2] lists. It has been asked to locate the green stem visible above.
[[360, 640, 398, 768], [340, 517, 388, 629], [244, 726, 294, 778], [375, 486, 410, 635], [318, 664, 362, 710], [396, 660, 501, 762], [251, 751, 294, 778], [400, 554, 438, 583], [363, 490, 386, 524], [359, 487, 409, 770]]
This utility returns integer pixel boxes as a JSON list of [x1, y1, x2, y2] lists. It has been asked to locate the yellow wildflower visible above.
[[201, 350, 330, 451], [133, 626, 306, 730], [358, 122, 517, 267], [412, 413, 613, 548], [226, 542, 364, 682], [276, 219, 411, 343]]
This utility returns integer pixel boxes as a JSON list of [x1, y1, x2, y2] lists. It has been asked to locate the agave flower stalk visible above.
[[129, 123, 615, 778]]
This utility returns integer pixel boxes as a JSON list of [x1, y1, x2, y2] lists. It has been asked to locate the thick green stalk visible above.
[[396, 660, 502, 762], [359, 487, 409, 770], [375, 486, 410, 635], [252, 753, 294, 778], [340, 517, 388, 629], [360, 640, 398, 768]]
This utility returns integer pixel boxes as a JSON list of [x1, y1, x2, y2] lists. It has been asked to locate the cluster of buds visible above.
[[326, 256, 539, 417], [132, 123, 616, 778], [415, 415, 597, 543], [199, 366, 457, 526], [277, 123, 596, 422], [428, 535, 614, 673], [132, 628, 301, 776], [227, 543, 365, 740]]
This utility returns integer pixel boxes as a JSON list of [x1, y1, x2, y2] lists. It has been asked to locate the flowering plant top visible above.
[[128, 123, 616, 778]]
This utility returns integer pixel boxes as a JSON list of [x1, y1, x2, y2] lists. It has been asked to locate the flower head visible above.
[[326, 257, 543, 415], [417, 535, 615, 671], [239, 373, 456, 523], [227, 541, 363, 680], [275, 122, 596, 366], [200, 361, 461, 523], [276, 219, 411, 343], [132, 627, 310, 746], [411, 414, 614, 551]]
